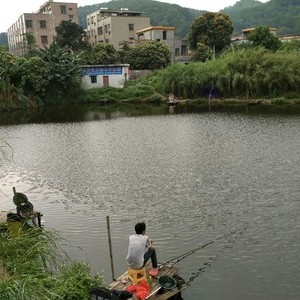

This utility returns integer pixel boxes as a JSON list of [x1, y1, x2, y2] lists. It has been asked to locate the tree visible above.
[[0, 50, 25, 108], [124, 41, 171, 70], [191, 42, 213, 62], [55, 20, 89, 52], [12, 57, 50, 98], [248, 26, 282, 52], [82, 43, 120, 65], [36, 43, 82, 98], [22, 33, 39, 57], [189, 12, 234, 55]]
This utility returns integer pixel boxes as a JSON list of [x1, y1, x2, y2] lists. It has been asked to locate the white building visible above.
[[81, 64, 130, 89], [135, 26, 190, 63], [231, 27, 278, 45], [86, 8, 150, 50], [7, 1, 79, 56]]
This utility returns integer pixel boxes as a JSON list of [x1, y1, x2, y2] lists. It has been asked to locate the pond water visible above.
[[1, 103, 300, 300]]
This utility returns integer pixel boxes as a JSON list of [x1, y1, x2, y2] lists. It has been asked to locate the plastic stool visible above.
[[128, 267, 147, 285]]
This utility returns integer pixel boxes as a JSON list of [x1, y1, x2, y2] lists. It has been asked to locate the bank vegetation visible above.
[[1, 42, 300, 111], [0, 223, 103, 299]]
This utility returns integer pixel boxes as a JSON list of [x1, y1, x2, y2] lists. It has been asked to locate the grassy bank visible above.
[[1, 47, 300, 111], [0, 222, 103, 300], [79, 47, 300, 105]]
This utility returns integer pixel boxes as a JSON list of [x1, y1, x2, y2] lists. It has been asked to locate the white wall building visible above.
[[7, 1, 79, 56], [81, 64, 130, 89], [86, 8, 150, 50], [231, 27, 278, 45], [135, 26, 190, 63]]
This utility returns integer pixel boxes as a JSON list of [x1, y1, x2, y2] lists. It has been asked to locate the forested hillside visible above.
[[0, 32, 8, 45], [225, 0, 300, 34], [222, 0, 264, 15], [78, 0, 300, 37]]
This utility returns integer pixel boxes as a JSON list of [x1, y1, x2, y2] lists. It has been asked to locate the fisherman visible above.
[[169, 93, 175, 101], [126, 222, 158, 270]]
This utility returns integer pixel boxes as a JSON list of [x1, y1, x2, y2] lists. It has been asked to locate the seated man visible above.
[[126, 222, 158, 270]]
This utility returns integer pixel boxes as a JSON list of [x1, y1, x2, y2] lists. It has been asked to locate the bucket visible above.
[[158, 275, 177, 291], [7, 221, 22, 238]]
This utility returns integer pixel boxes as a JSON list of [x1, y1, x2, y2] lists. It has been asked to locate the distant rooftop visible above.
[[136, 26, 176, 34], [91, 8, 145, 17]]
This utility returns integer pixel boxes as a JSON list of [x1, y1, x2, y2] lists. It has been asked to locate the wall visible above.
[[81, 65, 130, 89]]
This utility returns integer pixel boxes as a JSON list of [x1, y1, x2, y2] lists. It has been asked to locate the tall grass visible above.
[[82, 82, 164, 104], [136, 47, 300, 100], [0, 224, 103, 300]]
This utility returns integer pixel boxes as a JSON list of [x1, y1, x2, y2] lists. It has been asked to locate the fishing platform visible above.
[[109, 262, 186, 299], [0, 187, 43, 229]]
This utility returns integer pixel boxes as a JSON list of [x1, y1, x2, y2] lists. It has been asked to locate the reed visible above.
[[0, 223, 103, 300], [144, 47, 300, 100]]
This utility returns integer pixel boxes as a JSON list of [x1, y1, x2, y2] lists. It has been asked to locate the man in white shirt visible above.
[[126, 222, 158, 270]]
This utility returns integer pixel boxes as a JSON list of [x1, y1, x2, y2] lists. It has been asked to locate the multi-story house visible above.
[[86, 8, 151, 50], [135, 26, 190, 64], [231, 27, 278, 45], [7, 1, 79, 56]]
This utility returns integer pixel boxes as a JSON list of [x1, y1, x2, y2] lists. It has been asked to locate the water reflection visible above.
[[1, 104, 300, 300], [2, 102, 300, 125]]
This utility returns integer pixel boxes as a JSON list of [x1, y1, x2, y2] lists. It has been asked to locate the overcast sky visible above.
[[0, 0, 270, 32]]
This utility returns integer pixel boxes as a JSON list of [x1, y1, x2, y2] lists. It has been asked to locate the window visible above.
[[163, 31, 167, 40], [129, 24, 134, 31], [104, 25, 108, 33], [60, 6, 67, 14], [40, 20, 46, 28], [25, 20, 33, 28], [98, 26, 103, 35], [41, 35, 48, 44], [69, 15, 74, 20], [90, 75, 97, 83]]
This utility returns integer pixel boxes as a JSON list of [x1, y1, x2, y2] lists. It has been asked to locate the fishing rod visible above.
[[163, 226, 247, 266]]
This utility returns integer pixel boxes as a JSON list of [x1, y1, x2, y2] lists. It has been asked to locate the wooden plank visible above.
[[109, 262, 186, 299]]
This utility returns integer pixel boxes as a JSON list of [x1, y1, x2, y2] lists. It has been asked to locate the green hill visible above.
[[0, 32, 8, 45], [78, 0, 300, 37], [222, 0, 264, 13], [225, 0, 300, 35]]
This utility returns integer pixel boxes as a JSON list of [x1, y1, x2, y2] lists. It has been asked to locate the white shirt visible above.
[[126, 234, 150, 269]]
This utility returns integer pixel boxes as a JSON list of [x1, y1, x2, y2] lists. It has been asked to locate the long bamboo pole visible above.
[[106, 215, 116, 281]]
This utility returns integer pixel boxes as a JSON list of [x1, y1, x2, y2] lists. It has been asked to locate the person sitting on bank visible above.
[[126, 222, 158, 270], [169, 93, 175, 101]]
